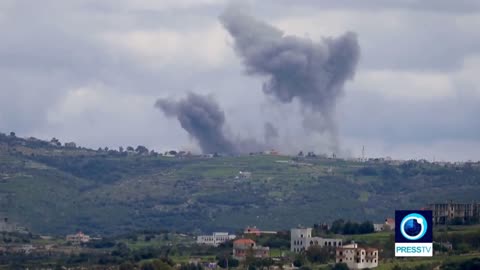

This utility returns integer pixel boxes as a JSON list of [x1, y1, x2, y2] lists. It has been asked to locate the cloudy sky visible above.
[[1, 0, 479, 161]]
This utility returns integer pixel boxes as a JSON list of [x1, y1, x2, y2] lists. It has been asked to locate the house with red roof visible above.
[[233, 239, 269, 261], [384, 218, 395, 230]]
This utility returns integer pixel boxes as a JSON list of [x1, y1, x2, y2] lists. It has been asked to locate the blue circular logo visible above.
[[400, 213, 427, 241]]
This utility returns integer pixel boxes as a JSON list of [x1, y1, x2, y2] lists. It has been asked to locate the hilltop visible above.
[[1, 132, 480, 236]]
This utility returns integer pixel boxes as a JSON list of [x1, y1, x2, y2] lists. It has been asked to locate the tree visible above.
[[136, 145, 149, 154], [442, 258, 480, 270], [141, 259, 173, 270], [9, 132, 15, 137], [359, 221, 374, 234], [306, 246, 331, 264], [50, 137, 61, 146], [111, 242, 130, 258], [293, 253, 306, 267], [331, 219, 345, 234], [251, 258, 274, 269], [119, 146, 124, 153], [342, 221, 357, 234], [217, 256, 239, 269], [119, 262, 135, 270], [331, 263, 349, 270], [180, 263, 204, 270], [126, 146, 134, 152]]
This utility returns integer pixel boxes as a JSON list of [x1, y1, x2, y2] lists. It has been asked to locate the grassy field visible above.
[[377, 253, 480, 270], [348, 231, 393, 244], [2, 135, 480, 235]]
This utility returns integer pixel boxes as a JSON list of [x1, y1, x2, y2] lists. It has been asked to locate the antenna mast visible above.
[[362, 145, 365, 162]]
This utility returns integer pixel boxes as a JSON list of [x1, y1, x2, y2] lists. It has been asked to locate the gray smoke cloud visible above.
[[264, 122, 279, 142], [155, 8, 360, 155], [220, 7, 360, 134], [155, 93, 238, 154]]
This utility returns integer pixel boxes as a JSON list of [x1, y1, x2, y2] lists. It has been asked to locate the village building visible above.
[[374, 217, 395, 232], [236, 171, 252, 179], [384, 218, 395, 230], [66, 232, 91, 245], [244, 226, 277, 236], [427, 201, 480, 224], [0, 217, 16, 233], [336, 242, 379, 269], [233, 239, 269, 261], [197, 232, 236, 247], [64, 142, 76, 148], [264, 149, 279, 155], [290, 227, 342, 252], [373, 223, 384, 232]]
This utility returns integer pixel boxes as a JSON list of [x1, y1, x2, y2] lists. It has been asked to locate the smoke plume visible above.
[[155, 8, 360, 155], [264, 122, 279, 142], [155, 93, 237, 154], [220, 7, 360, 133]]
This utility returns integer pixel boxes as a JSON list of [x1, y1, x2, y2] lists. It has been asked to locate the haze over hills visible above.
[[1, 132, 479, 236]]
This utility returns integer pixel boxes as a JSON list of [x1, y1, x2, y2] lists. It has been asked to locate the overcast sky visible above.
[[1, 0, 479, 161]]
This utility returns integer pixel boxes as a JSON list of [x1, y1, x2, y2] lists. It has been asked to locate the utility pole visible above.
[[362, 145, 365, 162]]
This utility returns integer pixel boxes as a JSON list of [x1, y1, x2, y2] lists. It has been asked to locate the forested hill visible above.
[[1, 132, 479, 236]]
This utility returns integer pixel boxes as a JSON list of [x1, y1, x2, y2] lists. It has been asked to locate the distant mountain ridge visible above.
[[1, 132, 479, 236]]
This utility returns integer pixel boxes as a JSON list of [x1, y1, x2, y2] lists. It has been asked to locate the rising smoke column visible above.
[[220, 8, 360, 134], [155, 93, 237, 154], [264, 122, 279, 142]]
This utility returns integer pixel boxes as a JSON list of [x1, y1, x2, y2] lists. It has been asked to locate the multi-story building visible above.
[[290, 227, 342, 252], [232, 239, 269, 261], [196, 232, 236, 247], [336, 242, 379, 269], [428, 201, 480, 224]]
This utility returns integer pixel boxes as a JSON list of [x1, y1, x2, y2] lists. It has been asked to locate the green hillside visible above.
[[1, 133, 480, 236]]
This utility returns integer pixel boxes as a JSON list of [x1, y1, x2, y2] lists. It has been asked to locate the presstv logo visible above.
[[395, 210, 433, 257]]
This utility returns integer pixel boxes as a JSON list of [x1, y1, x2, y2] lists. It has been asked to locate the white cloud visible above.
[[120, 0, 226, 11], [271, 8, 480, 71], [100, 22, 233, 69], [342, 136, 480, 162], [43, 84, 191, 151], [454, 54, 480, 94], [351, 54, 480, 99], [353, 70, 454, 99], [1, 0, 480, 160], [273, 9, 405, 39]]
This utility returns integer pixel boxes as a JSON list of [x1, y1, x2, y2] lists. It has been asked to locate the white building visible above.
[[290, 228, 342, 252], [64, 142, 77, 148], [336, 242, 378, 269], [373, 224, 384, 232], [66, 232, 91, 245], [236, 171, 252, 179], [0, 217, 17, 233], [197, 232, 236, 247]]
